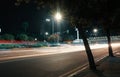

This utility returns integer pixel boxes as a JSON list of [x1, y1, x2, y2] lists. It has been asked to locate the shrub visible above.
[[2, 34, 14, 40], [17, 34, 28, 41]]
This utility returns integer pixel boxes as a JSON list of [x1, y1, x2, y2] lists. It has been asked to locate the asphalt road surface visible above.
[[0, 45, 119, 77]]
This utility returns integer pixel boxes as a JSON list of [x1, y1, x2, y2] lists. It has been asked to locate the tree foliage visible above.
[[17, 34, 28, 41], [22, 22, 29, 33], [2, 34, 15, 40], [28, 36, 34, 41], [48, 34, 61, 42]]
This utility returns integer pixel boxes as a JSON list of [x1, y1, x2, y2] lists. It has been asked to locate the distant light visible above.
[[0, 28, 1, 33], [67, 30, 69, 33], [45, 32, 49, 35], [35, 38, 37, 41], [46, 19, 50, 22], [93, 29, 98, 33], [55, 12, 62, 21], [75, 28, 78, 31], [86, 30, 88, 32]]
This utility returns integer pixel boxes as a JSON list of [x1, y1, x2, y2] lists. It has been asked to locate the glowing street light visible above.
[[45, 32, 49, 35], [46, 18, 51, 22], [0, 28, 1, 33], [55, 12, 62, 22], [93, 28, 98, 33], [35, 38, 37, 41]]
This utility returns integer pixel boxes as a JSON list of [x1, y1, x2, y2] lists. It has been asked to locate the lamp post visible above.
[[93, 28, 98, 33], [54, 12, 62, 44], [93, 28, 98, 37], [45, 32, 49, 36], [44, 32, 49, 42], [93, 28, 98, 43], [55, 12, 62, 22], [0, 28, 1, 33], [35, 38, 37, 41], [45, 12, 62, 44]]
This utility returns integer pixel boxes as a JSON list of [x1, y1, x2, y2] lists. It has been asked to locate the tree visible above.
[[62, 35, 74, 42], [48, 34, 61, 43], [17, 34, 28, 41], [22, 22, 29, 34], [99, 1, 120, 57], [28, 36, 35, 41], [2, 34, 14, 40]]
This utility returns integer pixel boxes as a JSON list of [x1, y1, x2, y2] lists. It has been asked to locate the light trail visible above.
[[33, 43, 120, 54]]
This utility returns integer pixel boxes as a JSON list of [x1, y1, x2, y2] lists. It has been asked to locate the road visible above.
[[0, 44, 119, 77]]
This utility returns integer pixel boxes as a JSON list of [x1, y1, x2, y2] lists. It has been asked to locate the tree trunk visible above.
[[78, 25, 96, 70], [106, 28, 114, 57]]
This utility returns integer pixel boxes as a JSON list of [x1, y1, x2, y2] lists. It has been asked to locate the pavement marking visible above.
[[96, 55, 108, 62], [59, 63, 88, 77]]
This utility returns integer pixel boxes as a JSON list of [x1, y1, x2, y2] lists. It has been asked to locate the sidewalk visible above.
[[72, 50, 120, 77]]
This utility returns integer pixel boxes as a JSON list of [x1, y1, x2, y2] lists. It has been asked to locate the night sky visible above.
[[0, 0, 64, 36], [0, 0, 99, 36], [0, 0, 120, 37]]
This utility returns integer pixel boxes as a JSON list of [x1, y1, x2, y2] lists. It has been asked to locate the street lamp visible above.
[[55, 12, 62, 22], [54, 12, 62, 44], [46, 18, 50, 22], [93, 28, 98, 37], [35, 38, 37, 41], [0, 28, 1, 33], [45, 12, 62, 44], [45, 32, 49, 35], [93, 28, 98, 33], [44, 32, 49, 42], [93, 28, 98, 43]]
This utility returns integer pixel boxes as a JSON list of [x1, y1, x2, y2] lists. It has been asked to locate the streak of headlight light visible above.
[[90, 44, 108, 49], [111, 43, 120, 47]]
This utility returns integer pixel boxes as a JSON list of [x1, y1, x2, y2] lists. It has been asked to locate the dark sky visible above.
[[0, 0, 120, 36], [0, 0, 52, 35]]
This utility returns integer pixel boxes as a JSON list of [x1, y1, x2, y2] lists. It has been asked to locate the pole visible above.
[[52, 18, 54, 35]]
